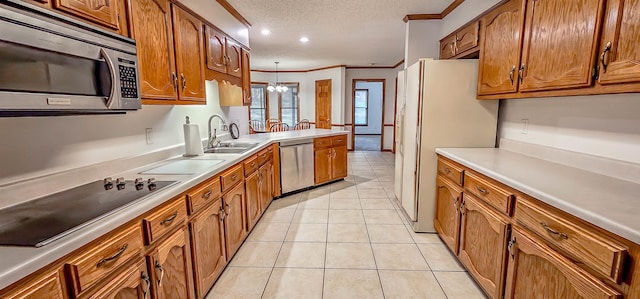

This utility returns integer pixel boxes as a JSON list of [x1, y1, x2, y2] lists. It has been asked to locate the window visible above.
[[354, 89, 368, 126], [278, 83, 300, 127], [250, 83, 268, 124]]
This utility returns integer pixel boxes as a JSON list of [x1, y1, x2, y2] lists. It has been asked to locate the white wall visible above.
[[498, 93, 640, 164], [405, 20, 441, 66], [179, 0, 250, 47], [440, 0, 501, 39], [354, 82, 383, 135]]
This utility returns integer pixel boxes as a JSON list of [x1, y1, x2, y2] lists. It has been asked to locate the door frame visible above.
[[315, 79, 332, 129], [351, 79, 386, 151]]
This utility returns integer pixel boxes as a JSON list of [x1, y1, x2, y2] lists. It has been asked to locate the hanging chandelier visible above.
[[267, 62, 288, 93]]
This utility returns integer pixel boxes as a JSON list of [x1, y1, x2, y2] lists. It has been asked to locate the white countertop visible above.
[[0, 129, 347, 290], [436, 148, 640, 245]]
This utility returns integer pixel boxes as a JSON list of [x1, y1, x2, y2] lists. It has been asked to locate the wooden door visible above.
[[223, 183, 247, 258], [440, 35, 457, 60], [53, 0, 119, 30], [477, 0, 526, 95], [128, 0, 177, 100], [459, 194, 510, 299], [258, 164, 271, 211], [519, 0, 606, 92], [205, 26, 227, 74], [84, 260, 150, 299], [598, 0, 640, 85], [315, 79, 332, 129], [241, 49, 252, 105], [434, 176, 462, 255], [455, 21, 480, 55], [0, 269, 67, 299], [150, 229, 193, 299], [314, 148, 332, 184], [331, 146, 348, 179], [504, 228, 621, 299], [244, 171, 261, 230], [189, 199, 226, 299], [172, 6, 206, 102], [226, 40, 242, 78]]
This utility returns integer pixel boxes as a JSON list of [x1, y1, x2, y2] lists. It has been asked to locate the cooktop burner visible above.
[[0, 178, 177, 247]]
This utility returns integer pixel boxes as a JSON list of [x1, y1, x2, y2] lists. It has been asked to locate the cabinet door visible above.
[[598, 0, 640, 85], [331, 146, 348, 179], [433, 176, 462, 255], [244, 171, 261, 230], [519, 0, 606, 92], [53, 0, 119, 30], [258, 164, 271, 211], [150, 229, 193, 299], [223, 183, 247, 258], [440, 35, 457, 60], [241, 49, 252, 105], [505, 229, 621, 299], [226, 40, 242, 78], [477, 0, 526, 95], [84, 260, 150, 299], [190, 199, 226, 299], [314, 148, 332, 184], [459, 194, 510, 299], [455, 21, 480, 55], [205, 26, 227, 74], [172, 6, 206, 102], [0, 269, 67, 299], [128, 0, 177, 100]]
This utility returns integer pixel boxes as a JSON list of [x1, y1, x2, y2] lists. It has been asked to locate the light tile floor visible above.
[[354, 135, 381, 151], [208, 151, 486, 299]]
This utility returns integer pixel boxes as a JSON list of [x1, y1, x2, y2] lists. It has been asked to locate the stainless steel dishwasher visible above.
[[280, 139, 315, 194]]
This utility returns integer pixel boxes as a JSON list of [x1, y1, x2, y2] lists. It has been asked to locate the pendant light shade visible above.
[[267, 62, 288, 93]]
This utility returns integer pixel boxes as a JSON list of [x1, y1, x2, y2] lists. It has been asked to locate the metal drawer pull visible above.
[[160, 212, 178, 226], [231, 174, 238, 180], [443, 167, 451, 174], [96, 244, 128, 267], [155, 261, 164, 286], [141, 272, 151, 299], [540, 222, 569, 239], [476, 186, 489, 195], [202, 190, 213, 199]]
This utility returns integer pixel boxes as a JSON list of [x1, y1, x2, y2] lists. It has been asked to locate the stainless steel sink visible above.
[[217, 142, 259, 148], [204, 147, 251, 154]]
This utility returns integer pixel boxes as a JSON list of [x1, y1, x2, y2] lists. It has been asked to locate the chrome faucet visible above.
[[208, 114, 228, 148]]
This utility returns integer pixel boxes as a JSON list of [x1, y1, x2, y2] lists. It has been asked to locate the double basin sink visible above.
[[204, 142, 259, 154]]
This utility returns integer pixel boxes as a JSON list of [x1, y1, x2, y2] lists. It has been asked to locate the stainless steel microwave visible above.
[[0, 1, 141, 116]]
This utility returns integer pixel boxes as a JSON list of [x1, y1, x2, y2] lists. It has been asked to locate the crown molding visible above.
[[216, 0, 252, 27], [402, 0, 465, 22]]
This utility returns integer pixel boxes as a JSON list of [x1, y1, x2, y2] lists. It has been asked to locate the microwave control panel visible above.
[[119, 65, 138, 99]]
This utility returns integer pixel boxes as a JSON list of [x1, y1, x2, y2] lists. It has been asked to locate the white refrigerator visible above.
[[394, 59, 499, 233]]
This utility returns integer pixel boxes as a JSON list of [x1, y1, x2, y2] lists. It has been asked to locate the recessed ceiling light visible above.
[[299, 37, 309, 43], [261, 29, 271, 35]]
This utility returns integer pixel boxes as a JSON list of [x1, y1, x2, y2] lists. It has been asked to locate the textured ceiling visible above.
[[226, 0, 453, 71]]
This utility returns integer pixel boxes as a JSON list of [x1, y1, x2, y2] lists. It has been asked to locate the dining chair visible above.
[[249, 120, 263, 134], [294, 119, 311, 130], [270, 122, 289, 132], [266, 118, 280, 129]]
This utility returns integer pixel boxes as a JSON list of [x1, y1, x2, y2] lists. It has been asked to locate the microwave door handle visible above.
[[100, 48, 118, 109]]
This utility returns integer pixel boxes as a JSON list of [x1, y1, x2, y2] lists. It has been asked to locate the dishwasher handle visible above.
[[279, 139, 313, 147]]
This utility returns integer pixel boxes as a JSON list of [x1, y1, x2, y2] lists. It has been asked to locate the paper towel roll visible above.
[[183, 117, 204, 156]]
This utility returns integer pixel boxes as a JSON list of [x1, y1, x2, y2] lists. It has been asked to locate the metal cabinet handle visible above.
[[155, 261, 164, 286], [219, 206, 225, 222], [225, 203, 231, 216], [476, 186, 489, 195], [540, 222, 569, 239], [96, 244, 128, 267], [453, 197, 459, 211], [600, 41, 612, 73], [460, 202, 465, 215], [450, 42, 455, 55], [160, 212, 178, 226], [141, 271, 151, 299], [509, 66, 516, 85], [202, 190, 213, 199], [181, 74, 186, 91], [518, 64, 525, 84], [172, 72, 178, 91], [507, 238, 516, 260]]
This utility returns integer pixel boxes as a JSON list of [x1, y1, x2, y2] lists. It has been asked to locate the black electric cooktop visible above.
[[0, 179, 176, 247]]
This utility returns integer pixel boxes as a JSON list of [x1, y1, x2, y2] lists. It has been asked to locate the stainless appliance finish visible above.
[[280, 139, 314, 194], [0, 1, 141, 115], [0, 179, 176, 247]]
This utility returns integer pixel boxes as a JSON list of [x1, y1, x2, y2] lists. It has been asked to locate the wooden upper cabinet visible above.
[[149, 229, 193, 299], [478, 0, 526, 95], [205, 26, 227, 74], [455, 21, 480, 55], [598, 0, 640, 85], [190, 198, 226, 299], [128, 0, 177, 101], [504, 228, 621, 299], [519, 0, 606, 92], [172, 6, 206, 102], [241, 49, 252, 105], [53, 0, 119, 30], [0, 269, 67, 299], [440, 34, 457, 60], [226, 40, 242, 78], [434, 175, 462, 255]]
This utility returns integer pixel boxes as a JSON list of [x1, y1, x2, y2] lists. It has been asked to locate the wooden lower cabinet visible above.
[[458, 194, 510, 299], [222, 182, 247, 258], [245, 170, 261, 230], [259, 162, 272, 211], [0, 268, 67, 299], [332, 146, 348, 179], [189, 198, 226, 299], [148, 228, 193, 299], [314, 148, 332, 184], [81, 259, 150, 299], [505, 228, 621, 299], [433, 175, 462, 254]]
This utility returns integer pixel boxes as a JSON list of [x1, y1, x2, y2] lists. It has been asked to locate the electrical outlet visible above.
[[145, 128, 153, 144], [521, 119, 529, 134]]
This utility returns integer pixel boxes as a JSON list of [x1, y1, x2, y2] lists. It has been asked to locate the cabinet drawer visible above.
[[187, 178, 221, 215], [437, 157, 464, 186], [244, 155, 259, 175], [66, 224, 143, 295], [464, 172, 514, 215], [143, 197, 187, 245], [257, 148, 270, 165], [314, 137, 333, 149], [332, 135, 347, 146], [221, 164, 244, 192], [515, 198, 628, 284]]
